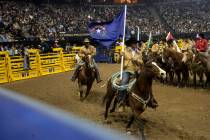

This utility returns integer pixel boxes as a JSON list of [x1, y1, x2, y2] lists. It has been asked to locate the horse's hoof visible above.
[[103, 119, 112, 124], [110, 109, 115, 113], [126, 130, 132, 135], [80, 98, 84, 102]]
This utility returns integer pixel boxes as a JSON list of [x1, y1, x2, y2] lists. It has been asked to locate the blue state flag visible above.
[[88, 7, 125, 48]]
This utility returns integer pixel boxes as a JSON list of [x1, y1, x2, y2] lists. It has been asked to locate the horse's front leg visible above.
[[176, 71, 181, 87], [126, 114, 135, 132], [110, 96, 118, 113], [199, 73, 204, 88], [169, 71, 174, 85], [84, 81, 94, 100], [193, 72, 197, 89], [104, 91, 115, 121], [78, 82, 83, 101], [137, 117, 146, 140]]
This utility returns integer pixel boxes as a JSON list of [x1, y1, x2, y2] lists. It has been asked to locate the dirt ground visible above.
[[1, 64, 210, 140]]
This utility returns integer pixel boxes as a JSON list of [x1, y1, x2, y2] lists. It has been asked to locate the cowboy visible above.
[[181, 41, 189, 63], [151, 42, 159, 55], [119, 38, 158, 108], [195, 34, 208, 57], [71, 38, 102, 83]]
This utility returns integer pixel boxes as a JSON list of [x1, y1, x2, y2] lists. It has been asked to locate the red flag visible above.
[[166, 32, 174, 41]]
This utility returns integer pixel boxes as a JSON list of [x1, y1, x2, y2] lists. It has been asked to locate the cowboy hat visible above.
[[151, 44, 159, 53], [125, 38, 139, 46], [84, 38, 90, 43]]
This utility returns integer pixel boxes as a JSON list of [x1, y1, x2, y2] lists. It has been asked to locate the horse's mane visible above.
[[134, 64, 154, 97], [165, 48, 183, 62]]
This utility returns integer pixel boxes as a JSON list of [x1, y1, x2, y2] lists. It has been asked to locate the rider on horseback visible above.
[[119, 38, 158, 108], [71, 38, 102, 83]]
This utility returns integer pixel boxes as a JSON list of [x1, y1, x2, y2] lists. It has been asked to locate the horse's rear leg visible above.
[[110, 96, 118, 113]]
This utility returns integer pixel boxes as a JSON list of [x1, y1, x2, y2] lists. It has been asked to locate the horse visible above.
[[103, 61, 166, 139], [190, 52, 207, 88], [147, 51, 175, 85], [78, 55, 96, 101], [162, 48, 190, 87]]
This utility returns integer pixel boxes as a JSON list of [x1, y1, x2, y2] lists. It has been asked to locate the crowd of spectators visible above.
[[155, 0, 210, 33], [0, 0, 166, 43], [0, 0, 210, 45]]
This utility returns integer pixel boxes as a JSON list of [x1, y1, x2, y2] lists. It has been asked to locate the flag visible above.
[[147, 32, 153, 48], [166, 32, 181, 52], [166, 32, 174, 41], [88, 7, 126, 48]]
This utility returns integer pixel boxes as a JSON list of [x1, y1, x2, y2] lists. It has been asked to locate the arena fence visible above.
[[0, 52, 9, 83], [0, 48, 76, 83]]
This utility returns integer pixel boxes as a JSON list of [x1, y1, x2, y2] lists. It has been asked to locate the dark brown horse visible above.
[[191, 52, 207, 88], [191, 52, 210, 88], [78, 55, 96, 101], [162, 48, 190, 87], [103, 61, 166, 139]]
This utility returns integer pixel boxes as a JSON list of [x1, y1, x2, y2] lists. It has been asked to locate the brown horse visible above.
[[146, 51, 175, 85], [191, 51, 210, 88], [191, 52, 207, 88], [162, 48, 190, 87], [103, 61, 166, 138], [78, 55, 96, 101]]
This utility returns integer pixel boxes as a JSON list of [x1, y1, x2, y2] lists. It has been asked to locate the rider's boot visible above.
[[71, 66, 80, 82], [95, 69, 102, 83]]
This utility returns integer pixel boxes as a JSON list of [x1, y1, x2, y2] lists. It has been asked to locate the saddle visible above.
[[79, 65, 96, 72], [111, 71, 136, 92]]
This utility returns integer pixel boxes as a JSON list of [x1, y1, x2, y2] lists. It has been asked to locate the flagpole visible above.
[[120, 5, 127, 80], [137, 26, 140, 48], [145, 31, 152, 55]]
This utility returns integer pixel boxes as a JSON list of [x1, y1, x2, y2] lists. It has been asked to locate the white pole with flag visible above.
[[166, 32, 181, 53], [120, 5, 127, 80], [137, 26, 140, 48]]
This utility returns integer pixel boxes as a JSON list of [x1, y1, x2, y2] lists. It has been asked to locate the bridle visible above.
[[130, 91, 151, 110]]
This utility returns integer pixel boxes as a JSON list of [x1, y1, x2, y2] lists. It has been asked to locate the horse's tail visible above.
[[102, 78, 112, 105]]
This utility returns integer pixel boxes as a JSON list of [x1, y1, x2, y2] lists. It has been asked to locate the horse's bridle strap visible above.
[[131, 92, 151, 107]]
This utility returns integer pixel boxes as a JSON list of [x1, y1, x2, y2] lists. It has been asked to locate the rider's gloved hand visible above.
[[121, 51, 125, 56]]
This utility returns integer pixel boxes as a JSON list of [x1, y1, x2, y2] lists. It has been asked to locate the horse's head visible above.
[[83, 55, 94, 68], [144, 61, 166, 80]]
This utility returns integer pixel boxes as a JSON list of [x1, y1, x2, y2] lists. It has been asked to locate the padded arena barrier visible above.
[[0, 88, 133, 140], [0, 52, 9, 83], [0, 48, 76, 83], [7, 49, 40, 82], [63, 52, 76, 71], [39, 48, 65, 75]]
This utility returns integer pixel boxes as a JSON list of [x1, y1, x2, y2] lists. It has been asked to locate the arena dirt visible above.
[[1, 64, 210, 140]]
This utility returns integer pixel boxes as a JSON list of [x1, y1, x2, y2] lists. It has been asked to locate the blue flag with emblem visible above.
[[88, 8, 125, 48]]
